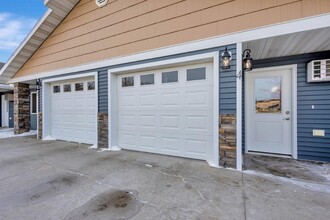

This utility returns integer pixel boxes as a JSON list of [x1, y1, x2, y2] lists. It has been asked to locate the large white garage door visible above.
[[117, 63, 214, 160], [50, 77, 96, 144]]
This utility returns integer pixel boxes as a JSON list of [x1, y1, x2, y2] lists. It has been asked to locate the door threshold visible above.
[[246, 151, 293, 159]]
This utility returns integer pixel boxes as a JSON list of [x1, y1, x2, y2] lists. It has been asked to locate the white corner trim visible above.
[[108, 52, 220, 166], [7, 13, 330, 84], [236, 43, 243, 171], [94, 72, 99, 148], [211, 51, 220, 167], [292, 64, 298, 159]]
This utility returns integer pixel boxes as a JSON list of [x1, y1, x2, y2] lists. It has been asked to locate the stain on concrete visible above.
[[0, 174, 79, 210], [64, 189, 142, 220], [244, 155, 329, 183]]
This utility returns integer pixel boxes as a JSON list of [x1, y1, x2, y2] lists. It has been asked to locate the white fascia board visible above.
[[0, 9, 52, 78], [8, 13, 330, 83]]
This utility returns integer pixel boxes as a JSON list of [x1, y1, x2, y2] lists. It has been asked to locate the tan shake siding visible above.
[[14, 0, 330, 78]]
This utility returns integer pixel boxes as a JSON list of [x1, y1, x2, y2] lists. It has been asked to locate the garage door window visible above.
[[53, 85, 60, 93], [140, 74, 154, 85], [75, 83, 84, 91], [88, 81, 95, 90], [64, 84, 71, 92], [187, 67, 206, 81], [122, 77, 134, 87], [162, 71, 178, 83]]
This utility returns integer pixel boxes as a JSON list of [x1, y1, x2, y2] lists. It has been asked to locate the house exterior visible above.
[[0, 62, 14, 128], [0, 0, 329, 169]]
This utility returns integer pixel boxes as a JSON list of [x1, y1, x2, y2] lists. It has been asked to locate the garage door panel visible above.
[[161, 136, 181, 152], [50, 77, 96, 145], [139, 115, 157, 129], [117, 63, 213, 160], [161, 115, 180, 130], [140, 135, 157, 150], [185, 138, 208, 154]]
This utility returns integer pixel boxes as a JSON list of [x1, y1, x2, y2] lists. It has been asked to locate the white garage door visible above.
[[117, 63, 214, 160], [50, 77, 96, 144]]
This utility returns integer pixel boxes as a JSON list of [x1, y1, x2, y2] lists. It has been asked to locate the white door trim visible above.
[[236, 43, 243, 170], [108, 52, 220, 167], [42, 72, 98, 146], [244, 64, 297, 159]]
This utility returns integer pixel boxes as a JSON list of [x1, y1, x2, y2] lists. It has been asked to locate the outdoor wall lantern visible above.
[[36, 79, 42, 91], [243, 49, 253, 71], [221, 47, 232, 70]]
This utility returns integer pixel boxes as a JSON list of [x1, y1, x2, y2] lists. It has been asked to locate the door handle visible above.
[[283, 117, 290, 121]]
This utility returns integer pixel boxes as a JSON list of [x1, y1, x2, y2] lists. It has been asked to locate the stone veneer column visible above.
[[14, 83, 30, 134], [98, 112, 108, 148], [219, 114, 237, 168], [38, 112, 42, 139]]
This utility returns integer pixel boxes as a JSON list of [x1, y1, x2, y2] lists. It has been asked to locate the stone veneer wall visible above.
[[38, 112, 42, 139], [98, 112, 108, 148], [14, 83, 30, 134], [219, 114, 237, 168]]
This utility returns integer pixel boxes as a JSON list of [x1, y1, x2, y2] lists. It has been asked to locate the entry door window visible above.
[[255, 76, 281, 113], [31, 93, 37, 114]]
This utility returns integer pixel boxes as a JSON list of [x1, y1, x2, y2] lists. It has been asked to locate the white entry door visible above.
[[50, 77, 97, 144], [116, 63, 214, 160], [246, 68, 292, 155]]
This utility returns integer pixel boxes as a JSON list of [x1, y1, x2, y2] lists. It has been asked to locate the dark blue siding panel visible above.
[[30, 114, 37, 130], [253, 50, 330, 162], [219, 45, 236, 115], [98, 70, 108, 113]]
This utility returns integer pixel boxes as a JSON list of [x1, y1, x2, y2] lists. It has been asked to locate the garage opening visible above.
[[116, 63, 214, 160], [49, 77, 97, 144]]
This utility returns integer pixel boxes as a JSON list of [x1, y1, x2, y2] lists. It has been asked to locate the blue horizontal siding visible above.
[[98, 70, 108, 113], [219, 45, 236, 115], [253, 50, 330, 162], [30, 114, 37, 130]]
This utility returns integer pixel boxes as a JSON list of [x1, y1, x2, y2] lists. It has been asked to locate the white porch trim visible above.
[[236, 43, 243, 171]]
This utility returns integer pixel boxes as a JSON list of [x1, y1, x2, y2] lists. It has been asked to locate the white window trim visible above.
[[244, 64, 298, 159], [108, 52, 220, 167], [30, 92, 38, 115], [42, 72, 98, 146]]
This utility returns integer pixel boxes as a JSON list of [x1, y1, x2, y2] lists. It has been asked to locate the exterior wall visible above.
[[38, 112, 42, 139], [98, 70, 109, 148], [98, 112, 108, 148], [14, 83, 30, 134], [252, 50, 330, 162], [30, 89, 38, 130], [219, 45, 237, 168], [95, 44, 237, 164], [98, 70, 108, 112], [30, 114, 38, 130], [13, 0, 330, 79]]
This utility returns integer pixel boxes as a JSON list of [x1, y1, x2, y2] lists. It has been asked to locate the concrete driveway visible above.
[[0, 136, 329, 220]]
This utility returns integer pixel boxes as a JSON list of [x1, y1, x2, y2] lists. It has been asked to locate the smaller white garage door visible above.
[[117, 63, 214, 160], [50, 77, 96, 144]]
